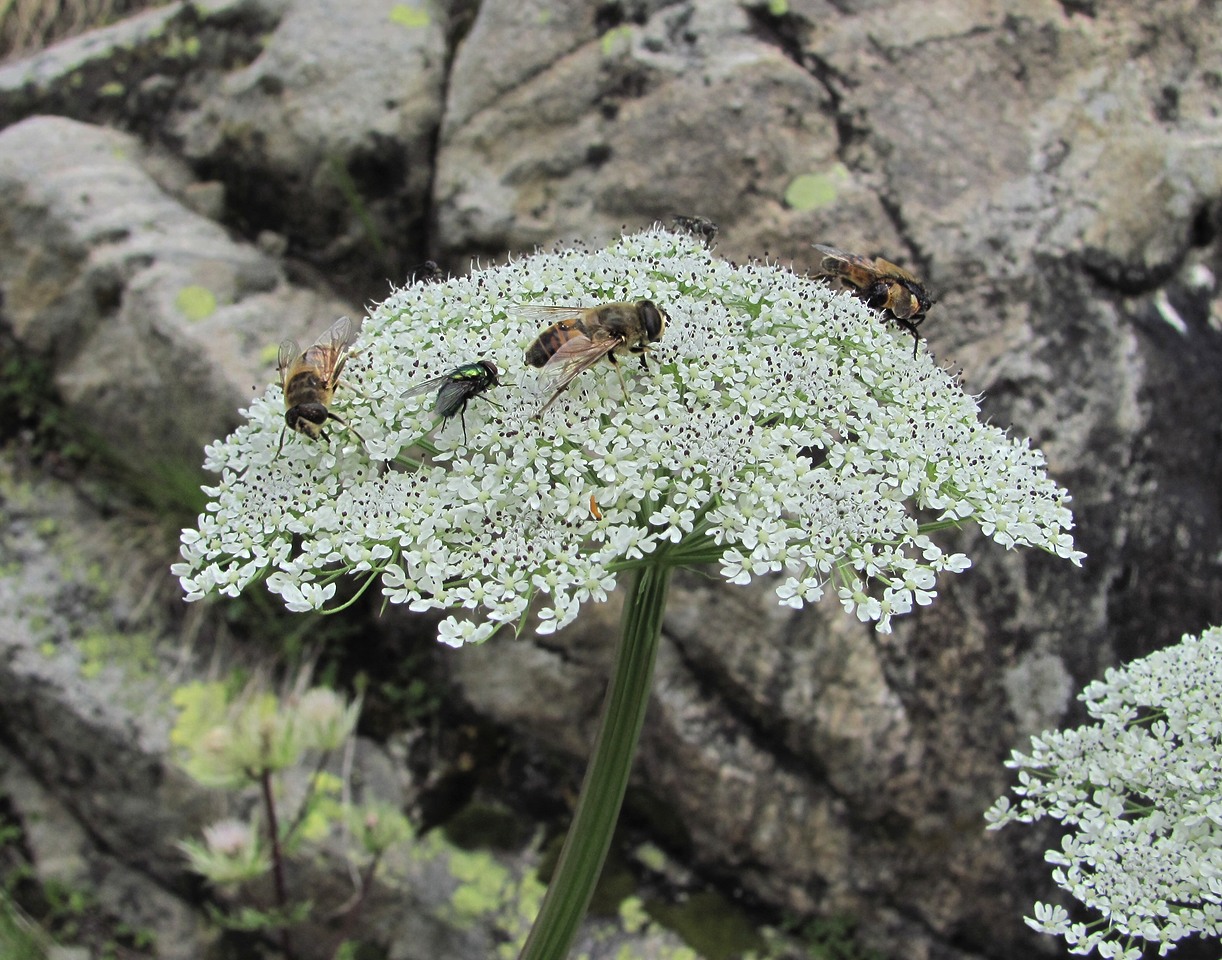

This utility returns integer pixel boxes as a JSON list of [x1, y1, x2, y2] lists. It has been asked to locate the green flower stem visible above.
[[519, 562, 671, 960]]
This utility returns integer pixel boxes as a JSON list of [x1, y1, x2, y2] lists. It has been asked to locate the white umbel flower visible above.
[[174, 228, 1083, 641], [987, 626, 1222, 958]]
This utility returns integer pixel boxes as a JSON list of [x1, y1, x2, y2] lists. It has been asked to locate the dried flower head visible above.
[[174, 228, 1082, 643]]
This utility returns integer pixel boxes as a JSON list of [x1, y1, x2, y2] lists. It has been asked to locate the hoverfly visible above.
[[524, 299, 667, 417], [671, 214, 718, 248], [812, 243, 934, 356], [401, 359, 501, 444], [277, 316, 363, 453]]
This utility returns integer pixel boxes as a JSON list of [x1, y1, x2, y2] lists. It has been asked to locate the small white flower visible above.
[[994, 626, 1222, 958], [176, 228, 1081, 642]]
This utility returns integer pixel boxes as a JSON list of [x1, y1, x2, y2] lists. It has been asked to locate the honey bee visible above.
[[524, 299, 668, 416], [401, 359, 501, 444], [277, 316, 363, 453], [671, 214, 718, 247], [812, 244, 934, 356]]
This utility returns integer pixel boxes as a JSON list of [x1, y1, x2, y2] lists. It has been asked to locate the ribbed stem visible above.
[[518, 563, 671, 960]]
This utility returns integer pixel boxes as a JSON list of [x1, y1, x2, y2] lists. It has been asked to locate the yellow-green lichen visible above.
[[619, 896, 650, 934], [784, 164, 851, 211], [99, 82, 125, 97], [633, 842, 668, 874], [390, 4, 430, 27], [77, 630, 157, 681], [175, 285, 218, 322], [601, 25, 633, 57]]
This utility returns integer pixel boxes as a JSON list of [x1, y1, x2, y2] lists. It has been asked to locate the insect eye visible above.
[[640, 301, 665, 339], [293, 403, 329, 425]]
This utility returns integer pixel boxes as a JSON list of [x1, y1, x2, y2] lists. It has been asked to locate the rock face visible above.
[[2, 1, 1222, 959], [0, 114, 354, 473]]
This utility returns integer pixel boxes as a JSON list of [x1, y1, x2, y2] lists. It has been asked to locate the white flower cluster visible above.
[[174, 228, 1083, 644], [986, 626, 1222, 958]]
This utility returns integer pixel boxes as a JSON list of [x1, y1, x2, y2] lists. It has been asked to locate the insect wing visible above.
[[278, 339, 303, 386], [812, 244, 874, 279], [310, 316, 360, 385], [523, 306, 591, 367], [538, 334, 618, 397], [518, 304, 589, 324], [401, 373, 452, 401], [869, 257, 922, 286], [812, 243, 853, 266], [435, 377, 477, 419], [312, 315, 360, 352]]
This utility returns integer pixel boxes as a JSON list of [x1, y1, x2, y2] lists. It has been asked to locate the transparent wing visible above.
[[313, 315, 361, 352], [812, 243, 868, 274], [517, 303, 589, 323], [312, 316, 361, 385], [277, 339, 301, 377], [401, 373, 451, 400], [535, 335, 619, 413]]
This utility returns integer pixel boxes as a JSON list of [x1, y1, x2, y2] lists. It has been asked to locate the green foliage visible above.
[[0, 859, 156, 960], [372, 667, 443, 726], [173, 673, 411, 958], [0, 889, 48, 960], [0, 340, 85, 461], [646, 891, 767, 960], [793, 914, 884, 960]]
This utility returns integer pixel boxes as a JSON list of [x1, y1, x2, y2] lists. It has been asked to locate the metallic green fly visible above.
[[402, 360, 501, 443]]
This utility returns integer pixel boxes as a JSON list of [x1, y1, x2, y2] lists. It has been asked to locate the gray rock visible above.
[[0, 0, 447, 298], [438, 4, 1222, 958], [0, 750, 212, 960], [0, 114, 351, 472], [172, 0, 448, 286], [436, 0, 895, 268]]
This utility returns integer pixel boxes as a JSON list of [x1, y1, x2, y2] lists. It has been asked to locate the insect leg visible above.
[[327, 412, 368, 448], [606, 351, 630, 398]]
